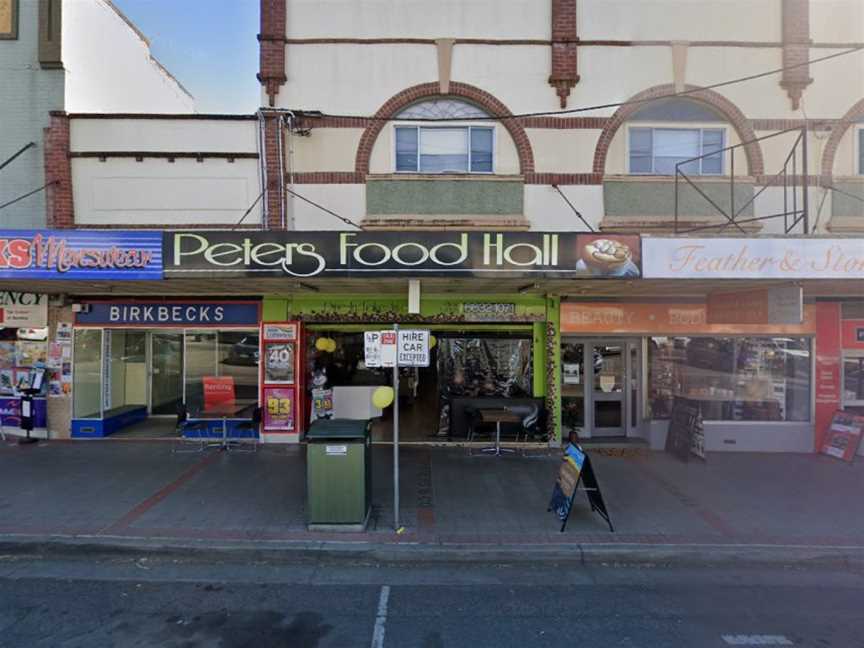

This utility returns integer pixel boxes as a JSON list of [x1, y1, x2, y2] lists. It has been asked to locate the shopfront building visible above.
[[164, 229, 643, 446], [560, 301, 818, 452], [70, 300, 261, 438], [0, 229, 163, 439], [0, 291, 51, 436], [615, 235, 864, 454]]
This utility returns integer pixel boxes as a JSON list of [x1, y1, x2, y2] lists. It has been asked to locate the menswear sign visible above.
[[643, 237, 864, 279], [163, 231, 641, 279]]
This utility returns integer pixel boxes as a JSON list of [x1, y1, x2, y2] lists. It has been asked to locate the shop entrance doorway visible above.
[[562, 338, 641, 439], [305, 329, 537, 443], [149, 331, 184, 416]]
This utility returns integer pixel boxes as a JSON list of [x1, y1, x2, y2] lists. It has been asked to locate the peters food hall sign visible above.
[[163, 231, 642, 279]]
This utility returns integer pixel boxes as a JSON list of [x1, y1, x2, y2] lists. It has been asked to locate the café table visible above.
[[475, 408, 522, 456], [194, 404, 252, 451]]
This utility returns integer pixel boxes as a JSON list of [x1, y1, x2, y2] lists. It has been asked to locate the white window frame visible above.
[[857, 126, 864, 175], [628, 126, 726, 176], [393, 123, 496, 175]]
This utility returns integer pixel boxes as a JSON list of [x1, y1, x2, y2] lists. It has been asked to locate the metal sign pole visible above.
[[392, 323, 400, 531]]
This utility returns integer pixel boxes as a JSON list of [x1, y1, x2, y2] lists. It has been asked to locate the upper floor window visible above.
[[394, 99, 493, 174], [629, 127, 725, 175], [396, 126, 493, 173]]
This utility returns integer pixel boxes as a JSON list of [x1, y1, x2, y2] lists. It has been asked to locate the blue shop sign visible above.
[[0, 230, 162, 280], [76, 302, 260, 327]]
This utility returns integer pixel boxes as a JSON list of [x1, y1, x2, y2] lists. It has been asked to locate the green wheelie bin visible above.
[[306, 418, 372, 531]]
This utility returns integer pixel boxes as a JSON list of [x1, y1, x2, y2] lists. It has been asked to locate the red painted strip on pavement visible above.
[[100, 453, 220, 535]]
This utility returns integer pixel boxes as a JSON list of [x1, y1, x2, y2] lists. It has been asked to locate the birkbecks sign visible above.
[[163, 231, 641, 279]]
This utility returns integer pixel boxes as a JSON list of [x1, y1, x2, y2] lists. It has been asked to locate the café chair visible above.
[[230, 405, 262, 453], [172, 403, 209, 453]]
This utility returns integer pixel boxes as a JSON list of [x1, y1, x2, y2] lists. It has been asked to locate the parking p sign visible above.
[[397, 330, 430, 367], [364, 330, 396, 367]]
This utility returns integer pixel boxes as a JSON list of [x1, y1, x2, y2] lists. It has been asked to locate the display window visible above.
[[0, 330, 50, 395], [649, 336, 812, 422], [71, 328, 260, 420]]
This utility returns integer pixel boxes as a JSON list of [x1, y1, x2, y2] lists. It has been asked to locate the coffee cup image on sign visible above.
[[575, 239, 638, 277]]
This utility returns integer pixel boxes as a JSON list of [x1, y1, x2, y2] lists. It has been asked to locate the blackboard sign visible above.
[[547, 443, 613, 532], [666, 397, 705, 462]]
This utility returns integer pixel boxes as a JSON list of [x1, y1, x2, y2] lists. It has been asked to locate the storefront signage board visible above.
[[643, 237, 864, 279], [820, 410, 864, 462], [815, 303, 843, 450], [262, 324, 297, 341], [665, 397, 706, 462], [561, 302, 816, 335], [0, 396, 47, 429], [397, 330, 429, 367], [462, 302, 516, 322], [263, 342, 294, 383], [841, 320, 864, 350], [0, 292, 47, 327], [547, 443, 613, 533], [164, 231, 641, 279], [259, 321, 302, 437], [75, 301, 259, 327], [0, 230, 162, 280], [263, 387, 294, 431], [203, 376, 235, 411], [706, 286, 803, 325]]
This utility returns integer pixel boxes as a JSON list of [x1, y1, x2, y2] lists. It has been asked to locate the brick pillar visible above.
[[43, 111, 73, 229], [258, 0, 287, 107], [262, 113, 284, 229], [549, 0, 579, 109], [780, 0, 812, 110]]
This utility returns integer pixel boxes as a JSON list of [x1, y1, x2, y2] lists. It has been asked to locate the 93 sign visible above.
[[263, 387, 294, 431]]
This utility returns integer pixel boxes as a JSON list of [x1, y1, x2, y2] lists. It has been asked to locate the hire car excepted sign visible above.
[[0, 230, 162, 280], [164, 231, 641, 279]]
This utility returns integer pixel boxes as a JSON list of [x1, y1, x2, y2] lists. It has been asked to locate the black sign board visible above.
[[163, 231, 641, 280], [665, 397, 706, 462], [857, 328, 864, 343], [547, 443, 613, 533]]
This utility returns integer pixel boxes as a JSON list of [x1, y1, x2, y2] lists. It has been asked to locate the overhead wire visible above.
[[312, 46, 863, 123]]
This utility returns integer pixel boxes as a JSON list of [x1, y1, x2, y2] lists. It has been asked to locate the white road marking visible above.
[[371, 585, 391, 648], [722, 635, 793, 645]]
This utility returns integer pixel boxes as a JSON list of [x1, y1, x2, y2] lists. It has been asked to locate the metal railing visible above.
[[674, 126, 809, 235]]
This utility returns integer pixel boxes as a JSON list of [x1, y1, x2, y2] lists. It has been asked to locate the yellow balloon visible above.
[[429, 335, 437, 349], [372, 386, 395, 409], [326, 339, 337, 353], [315, 337, 329, 351]]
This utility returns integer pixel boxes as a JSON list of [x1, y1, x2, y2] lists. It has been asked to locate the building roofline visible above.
[[68, 113, 257, 120], [101, 0, 195, 102]]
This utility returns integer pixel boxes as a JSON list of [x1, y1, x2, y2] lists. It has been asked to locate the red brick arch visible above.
[[820, 98, 864, 182], [592, 84, 764, 176], [355, 82, 535, 177]]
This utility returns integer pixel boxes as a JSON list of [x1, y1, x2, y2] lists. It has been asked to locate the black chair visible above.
[[229, 405, 261, 453], [172, 403, 209, 453]]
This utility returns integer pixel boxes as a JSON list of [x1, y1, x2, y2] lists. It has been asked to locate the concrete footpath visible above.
[[2, 439, 863, 566]]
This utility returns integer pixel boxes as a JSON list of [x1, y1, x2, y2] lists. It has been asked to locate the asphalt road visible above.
[[0, 553, 862, 648]]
